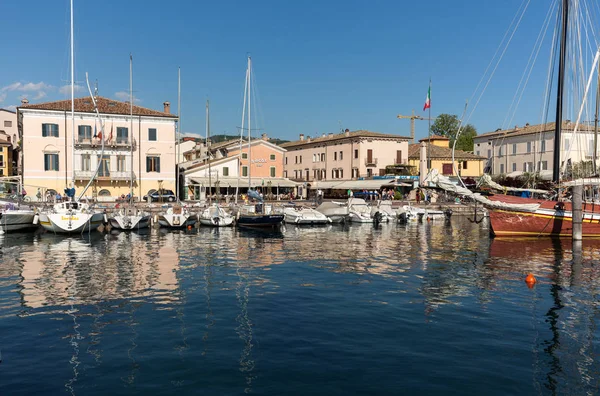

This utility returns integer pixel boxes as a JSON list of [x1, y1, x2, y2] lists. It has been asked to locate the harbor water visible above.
[[0, 218, 599, 395]]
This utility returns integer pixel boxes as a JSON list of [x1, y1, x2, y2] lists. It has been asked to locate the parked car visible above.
[[143, 189, 176, 202]]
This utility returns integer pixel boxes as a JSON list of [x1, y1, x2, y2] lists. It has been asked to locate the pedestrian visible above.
[[415, 188, 421, 204]]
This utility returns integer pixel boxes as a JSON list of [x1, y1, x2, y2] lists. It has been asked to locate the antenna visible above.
[[94, 80, 98, 97]]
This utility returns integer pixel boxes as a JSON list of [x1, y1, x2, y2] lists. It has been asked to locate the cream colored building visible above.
[[18, 97, 178, 200], [280, 129, 410, 181], [474, 121, 599, 176], [408, 135, 485, 177]]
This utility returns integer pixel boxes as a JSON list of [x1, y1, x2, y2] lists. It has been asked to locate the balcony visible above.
[[75, 138, 137, 150], [393, 159, 407, 165], [364, 157, 378, 167], [74, 170, 136, 181]]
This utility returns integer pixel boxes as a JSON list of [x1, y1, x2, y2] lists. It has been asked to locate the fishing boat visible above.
[[234, 56, 284, 228], [110, 55, 151, 231], [315, 201, 349, 223], [283, 206, 331, 225], [347, 197, 373, 223], [199, 203, 234, 227]]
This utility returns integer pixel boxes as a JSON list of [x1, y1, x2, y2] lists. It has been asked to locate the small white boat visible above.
[[39, 200, 104, 234], [283, 206, 331, 225], [158, 205, 197, 228], [315, 201, 349, 223], [110, 206, 151, 230], [199, 204, 234, 227], [347, 198, 373, 223], [397, 205, 450, 223], [0, 202, 37, 234], [370, 200, 395, 223]]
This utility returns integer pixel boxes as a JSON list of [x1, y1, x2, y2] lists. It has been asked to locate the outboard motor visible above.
[[373, 211, 383, 225], [444, 208, 453, 219]]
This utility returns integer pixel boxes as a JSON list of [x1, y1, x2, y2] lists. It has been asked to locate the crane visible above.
[[397, 109, 437, 143]]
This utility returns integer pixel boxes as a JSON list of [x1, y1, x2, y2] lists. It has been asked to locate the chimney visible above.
[[163, 101, 170, 114], [329, 133, 333, 138], [21, 98, 29, 105], [322, 133, 326, 138], [261, 133, 268, 141], [300, 133, 305, 141], [307, 136, 311, 143], [345, 128, 350, 137]]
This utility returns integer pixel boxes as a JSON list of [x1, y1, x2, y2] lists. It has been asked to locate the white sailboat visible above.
[[158, 67, 197, 229], [283, 206, 331, 225], [38, 1, 104, 234], [0, 180, 37, 234], [199, 100, 234, 227], [110, 54, 150, 230]]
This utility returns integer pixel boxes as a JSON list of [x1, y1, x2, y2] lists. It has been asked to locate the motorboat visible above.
[[199, 204, 234, 227], [109, 206, 151, 230], [0, 201, 37, 234], [236, 203, 284, 228], [315, 201, 349, 223], [283, 206, 331, 225], [38, 199, 104, 234], [370, 200, 396, 223], [397, 204, 451, 223], [158, 205, 197, 228], [347, 198, 373, 223]]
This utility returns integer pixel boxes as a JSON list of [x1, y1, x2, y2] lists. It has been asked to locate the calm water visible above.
[[0, 218, 599, 395]]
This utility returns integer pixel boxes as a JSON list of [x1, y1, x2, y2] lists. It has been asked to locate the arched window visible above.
[[98, 189, 111, 197]]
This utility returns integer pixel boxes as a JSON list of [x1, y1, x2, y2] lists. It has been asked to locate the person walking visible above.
[[415, 188, 421, 204]]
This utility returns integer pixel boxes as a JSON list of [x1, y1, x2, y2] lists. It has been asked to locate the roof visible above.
[[0, 108, 16, 114], [18, 96, 177, 118], [408, 142, 486, 161], [476, 121, 597, 140], [419, 135, 449, 142], [180, 156, 237, 171], [210, 138, 247, 150], [280, 130, 410, 148]]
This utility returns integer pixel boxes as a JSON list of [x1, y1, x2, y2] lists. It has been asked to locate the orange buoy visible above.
[[525, 273, 536, 285], [187, 225, 192, 230]]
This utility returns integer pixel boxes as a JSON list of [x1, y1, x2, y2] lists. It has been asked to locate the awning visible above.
[[312, 179, 403, 190], [188, 177, 299, 188]]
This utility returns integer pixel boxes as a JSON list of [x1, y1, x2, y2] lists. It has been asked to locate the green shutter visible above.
[[156, 157, 160, 173], [44, 154, 49, 170], [146, 156, 151, 172]]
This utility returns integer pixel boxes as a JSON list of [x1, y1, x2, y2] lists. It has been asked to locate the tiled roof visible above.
[[476, 121, 597, 140], [408, 142, 486, 161], [280, 130, 410, 148], [419, 134, 449, 142], [19, 96, 177, 118], [209, 138, 246, 150]]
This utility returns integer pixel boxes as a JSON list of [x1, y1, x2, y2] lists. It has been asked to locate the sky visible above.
[[0, 0, 589, 142]]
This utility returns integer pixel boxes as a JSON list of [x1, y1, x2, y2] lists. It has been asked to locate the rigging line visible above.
[[463, 0, 532, 127], [504, 0, 558, 130]]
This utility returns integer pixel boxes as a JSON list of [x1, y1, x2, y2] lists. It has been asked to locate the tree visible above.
[[430, 113, 477, 152]]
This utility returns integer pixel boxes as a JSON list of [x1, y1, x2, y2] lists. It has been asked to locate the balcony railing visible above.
[[364, 157, 378, 166], [74, 170, 136, 181], [393, 159, 407, 165], [75, 138, 137, 149]]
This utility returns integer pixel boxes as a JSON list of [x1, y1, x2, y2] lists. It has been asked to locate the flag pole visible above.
[[427, 78, 431, 173]]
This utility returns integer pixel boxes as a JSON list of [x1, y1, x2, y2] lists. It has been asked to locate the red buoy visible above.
[[525, 273, 536, 286]]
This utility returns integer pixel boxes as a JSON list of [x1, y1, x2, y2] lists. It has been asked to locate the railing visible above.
[[74, 170, 136, 181], [364, 157, 378, 166], [75, 138, 137, 149], [393, 159, 407, 165]]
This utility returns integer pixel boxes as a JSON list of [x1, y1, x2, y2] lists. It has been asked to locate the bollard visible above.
[[572, 184, 583, 241]]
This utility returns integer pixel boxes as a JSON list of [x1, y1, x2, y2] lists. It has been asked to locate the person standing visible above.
[[415, 188, 421, 204]]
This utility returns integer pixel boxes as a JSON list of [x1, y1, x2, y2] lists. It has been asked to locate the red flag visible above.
[[423, 84, 431, 111]]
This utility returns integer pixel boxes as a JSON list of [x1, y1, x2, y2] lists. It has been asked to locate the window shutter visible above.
[[156, 157, 160, 173], [44, 154, 49, 170], [42, 124, 47, 137], [146, 156, 151, 172], [54, 154, 59, 171]]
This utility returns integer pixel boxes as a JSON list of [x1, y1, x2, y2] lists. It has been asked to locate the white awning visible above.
[[188, 177, 299, 188], [312, 179, 401, 190]]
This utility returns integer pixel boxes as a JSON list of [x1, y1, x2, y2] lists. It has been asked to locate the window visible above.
[[148, 128, 157, 141], [98, 155, 110, 177], [242, 166, 248, 177], [500, 164, 504, 173], [117, 155, 126, 172], [285, 157, 288, 165], [463, 161, 468, 170], [146, 156, 160, 172], [498, 146, 503, 157], [442, 164, 453, 175], [81, 154, 90, 171], [116, 127, 128, 144], [512, 163, 516, 172], [339, 151, 343, 160], [332, 169, 335, 179], [283, 171, 287, 178], [270, 154, 276, 161], [44, 153, 59, 171], [339, 169, 343, 178], [3, 120, 12, 128], [222, 167, 229, 176], [78, 125, 92, 141], [299, 155, 302, 164], [487, 149, 491, 158], [354, 149, 358, 159], [526, 142, 531, 153], [367, 169, 372, 177], [541, 140, 546, 153], [313, 154, 316, 162], [542, 161, 548, 170], [476, 151, 480, 156], [321, 153, 325, 162], [42, 123, 59, 137], [523, 162, 527, 172], [295, 155, 298, 164], [242, 153, 248, 159], [334, 152, 337, 160], [512, 143, 517, 154], [270, 166, 276, 177], [528, 162, 533, 171], [352, 168, 358, 178]]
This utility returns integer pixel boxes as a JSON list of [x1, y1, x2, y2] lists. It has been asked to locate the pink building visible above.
[[18, 97, 178, 200], [281, 129, 410, 181]]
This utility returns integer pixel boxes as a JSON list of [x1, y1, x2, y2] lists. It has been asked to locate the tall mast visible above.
[[594, 59, 599, 175], [235, 63, 249, 203], [247, 56, 252, 190], [129, 53, 134, 201], [207, 99, 212, 204], [70, 0, 75, 188], [177, 67, 181, 200], [552, 0, 569, 183]]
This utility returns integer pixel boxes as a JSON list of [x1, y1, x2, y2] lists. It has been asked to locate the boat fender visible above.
[[154, 214, 159, 223], [33, 214, 39, 225], [103, 214, 108, 224]]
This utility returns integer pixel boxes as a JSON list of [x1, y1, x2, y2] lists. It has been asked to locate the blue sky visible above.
[[0, 0, 574, 141]]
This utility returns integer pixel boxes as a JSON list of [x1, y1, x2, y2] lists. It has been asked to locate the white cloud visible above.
[[1, 81, 53, 92], [59, 84, 85, 95], [33, 91, 47, 100], [4, 105, 17, 111], [0, 92, 6, 103], [114, 91, 141, 104]]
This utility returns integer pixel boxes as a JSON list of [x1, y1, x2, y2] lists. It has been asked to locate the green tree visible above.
[[430, 113, 477, 152]]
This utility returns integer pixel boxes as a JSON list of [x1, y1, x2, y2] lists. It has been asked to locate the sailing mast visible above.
[[594, 59, 599, 175], [177, 67, 181, 201], [552, 0, 569, 184], [207, 99, 212, 204], [235, 60, 250, 203], [247, 57, 252, 192], [129, 53, 134, 202], [70, 0, 75, 189]]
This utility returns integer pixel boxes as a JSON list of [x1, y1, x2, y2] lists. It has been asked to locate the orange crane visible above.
[[397, 110, 437, 143]]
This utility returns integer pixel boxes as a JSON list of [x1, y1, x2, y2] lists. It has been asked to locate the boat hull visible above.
[[158, 213, 197, 228], [0, 211, 37, 233], [199, 216, 234, 227], [110, 215, 151, 230], [39, 212, 104, 234], [237, 214, 284, 227]]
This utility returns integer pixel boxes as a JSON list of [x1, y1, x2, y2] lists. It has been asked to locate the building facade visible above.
[[408, 135, 485, 177], [280, 129, 410, 181], [474, 121, 597, 176], [0, 109, 18, 175], [18, 97, 178, 200]]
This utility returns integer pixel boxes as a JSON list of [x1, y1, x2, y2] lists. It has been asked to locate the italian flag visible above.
[[423, 84, 431, 111]]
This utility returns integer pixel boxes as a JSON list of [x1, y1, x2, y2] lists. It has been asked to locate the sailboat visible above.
[[110, 54, 151, 231], [198, 100, 234, 227], [157, 67, 197, 229], [0, 178, 37, 234], [234, 56, 284, 228], [38, 1, 104, 234]]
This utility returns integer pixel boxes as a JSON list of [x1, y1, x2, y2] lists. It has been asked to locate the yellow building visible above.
[[0, 141, 13, 177], [408, 135, 485, 177]]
